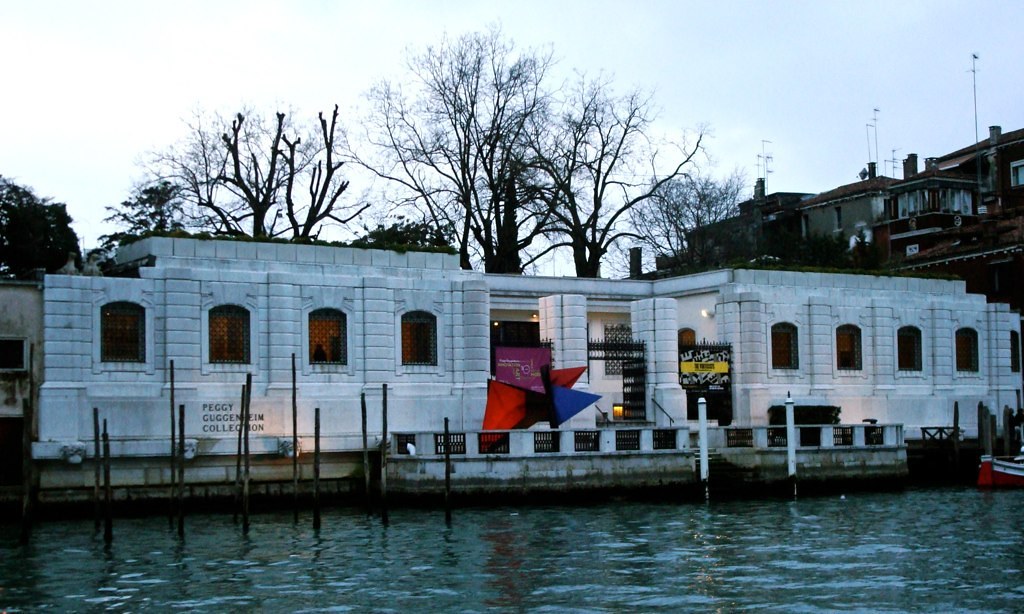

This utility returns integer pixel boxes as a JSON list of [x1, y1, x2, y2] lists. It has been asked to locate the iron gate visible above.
[[589, 339, 646, 420]]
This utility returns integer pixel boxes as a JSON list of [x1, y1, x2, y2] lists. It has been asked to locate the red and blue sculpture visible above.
[[483, 347, 601, 430]]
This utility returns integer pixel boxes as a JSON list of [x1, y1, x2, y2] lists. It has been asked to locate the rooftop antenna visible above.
[[970, 53, 982, 200], [757, 139, 773, 190], [872, 108, 880, 167], [887, 148, 901, 179]]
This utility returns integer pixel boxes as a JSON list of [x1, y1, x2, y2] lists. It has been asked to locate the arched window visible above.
[[209, 305, 250, 364], [1011, 330, 1021, 373], [101, 302, 145, 362], [897, 326, 922, 371], [836, 325, 862, 370], [771, 323, 798, 369], [678, 328, 697, 349], [955, 328, 978, 372], [402, 311, 437, 366], [309, 308, 347, 365]]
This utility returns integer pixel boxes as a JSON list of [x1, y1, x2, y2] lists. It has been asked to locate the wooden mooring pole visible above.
[[292, 353, 299, 523], [785, 393, 797, 499], [93, 407, 101, 533], [1003, 405, 1013, 456], [102, 419, 113, 544], [313, 407, 321, 531], [698, 397, 709, 501], [177, 404, 185, 539], [361, 392, 370, 513], [19, 397, 35, 546], [444, 417, 452, 524], [169, 359, 176, 528], [381, 383, 389, 526], [233, 382, 245, 523], [242, 373, 252, 535], [952, 401, 961, 477]]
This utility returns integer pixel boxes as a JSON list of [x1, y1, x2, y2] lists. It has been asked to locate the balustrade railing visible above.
[[392, 423, 902, 459]]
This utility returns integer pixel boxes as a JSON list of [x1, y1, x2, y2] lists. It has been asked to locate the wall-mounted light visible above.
[[531, 313, 538, 320], [612, 404, 624, 419], [492, 321, 500, 327], [701, 308, 715, 319]]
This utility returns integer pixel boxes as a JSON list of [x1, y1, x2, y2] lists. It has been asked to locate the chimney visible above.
[[925, 157, 938, 171], [629, 247, 642, 278], [989, 125, 1002, 145], [903, 153, 918, 178], [867, 162, 877, 179], [754, 177, 765, 200]]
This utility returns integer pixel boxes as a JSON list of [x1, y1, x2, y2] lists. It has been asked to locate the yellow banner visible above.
[[680, 361, 729, 374]]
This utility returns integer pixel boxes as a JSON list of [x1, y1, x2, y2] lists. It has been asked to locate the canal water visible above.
[[2, 487, 1023, 612]]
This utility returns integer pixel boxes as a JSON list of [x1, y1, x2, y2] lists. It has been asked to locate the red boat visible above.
[[977, 454, 1024, 488]]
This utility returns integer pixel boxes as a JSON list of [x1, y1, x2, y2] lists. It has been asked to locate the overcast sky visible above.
[[3, 0, 1023, 254]]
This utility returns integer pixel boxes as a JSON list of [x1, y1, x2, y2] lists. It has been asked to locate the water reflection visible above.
[[2, 488, 1024, 611]]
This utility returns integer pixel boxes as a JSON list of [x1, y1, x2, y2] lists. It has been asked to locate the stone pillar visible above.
[[539, 294, 588, 387], [808, 297, 833, 394], [539, 294, 590, 428], [871, 301, 895, 389], [631, 297, 685, 426], [456, 279, 490, 429], [361, 277, 394, 384]]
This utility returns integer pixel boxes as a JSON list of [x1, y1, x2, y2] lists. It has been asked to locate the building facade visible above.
[[28, 237, 1021, 490]]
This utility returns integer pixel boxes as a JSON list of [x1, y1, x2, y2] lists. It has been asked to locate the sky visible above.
[[3, 0, 1023, 259]]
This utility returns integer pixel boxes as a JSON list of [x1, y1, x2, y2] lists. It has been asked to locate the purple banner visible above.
[[494, 346, 551, 393]]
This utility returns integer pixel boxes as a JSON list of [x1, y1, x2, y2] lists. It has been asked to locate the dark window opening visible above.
[[309, 308, 347, 365], [210, 305, 250, 364], [101, 302, 145, 362]]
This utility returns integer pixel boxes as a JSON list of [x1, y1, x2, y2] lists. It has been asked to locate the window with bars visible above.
[[836, 324, 862, 370], [604, 323, 632, 375], [309, 308, 347, 365], [955, 328, 978, 372], [771, 323, 798, 369], [402, 311, 437, 366], [101, 302, 145, 362], [897, 326, 922, 371], [209, 305, 250, 364], [1011, 330, 1021, 373]]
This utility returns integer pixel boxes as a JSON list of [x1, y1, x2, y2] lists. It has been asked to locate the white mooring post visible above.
[[698, 396, 709, 500], [785, 392, 797, 497]]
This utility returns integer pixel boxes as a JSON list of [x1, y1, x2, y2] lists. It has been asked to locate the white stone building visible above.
[[30, 238, 1022, 484]]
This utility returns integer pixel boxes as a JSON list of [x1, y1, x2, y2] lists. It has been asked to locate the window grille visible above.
[[209, 305, 250, 363], [955, 328, 979, 372], [833, 426, 853, 446], [101, 302, 145, 362], [309, 308, 347, 365], [653, 429, 677, 450], [395, 433, 416, 455], [402, 311, 437, 366], [574, 430, 600, 452], [478, 432, 510, 454], [865, 426, 884, 446], [771, 323, 798, 369], [726, 428, 753, 448], [433, 432, 465, 455], [615, 429, 640, 451], [767, 427, 788, 447], [603, 323, 632, 375], [897, 326, 922, 371], [836, 325, 862, 370], [533, 431, 560, 453]]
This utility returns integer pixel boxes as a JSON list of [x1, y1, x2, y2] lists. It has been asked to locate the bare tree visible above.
[[630, 171, 747, 269], [146, 106, 363, 239], [535, 75, 703, 277], [357, 27, 556, 272]]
